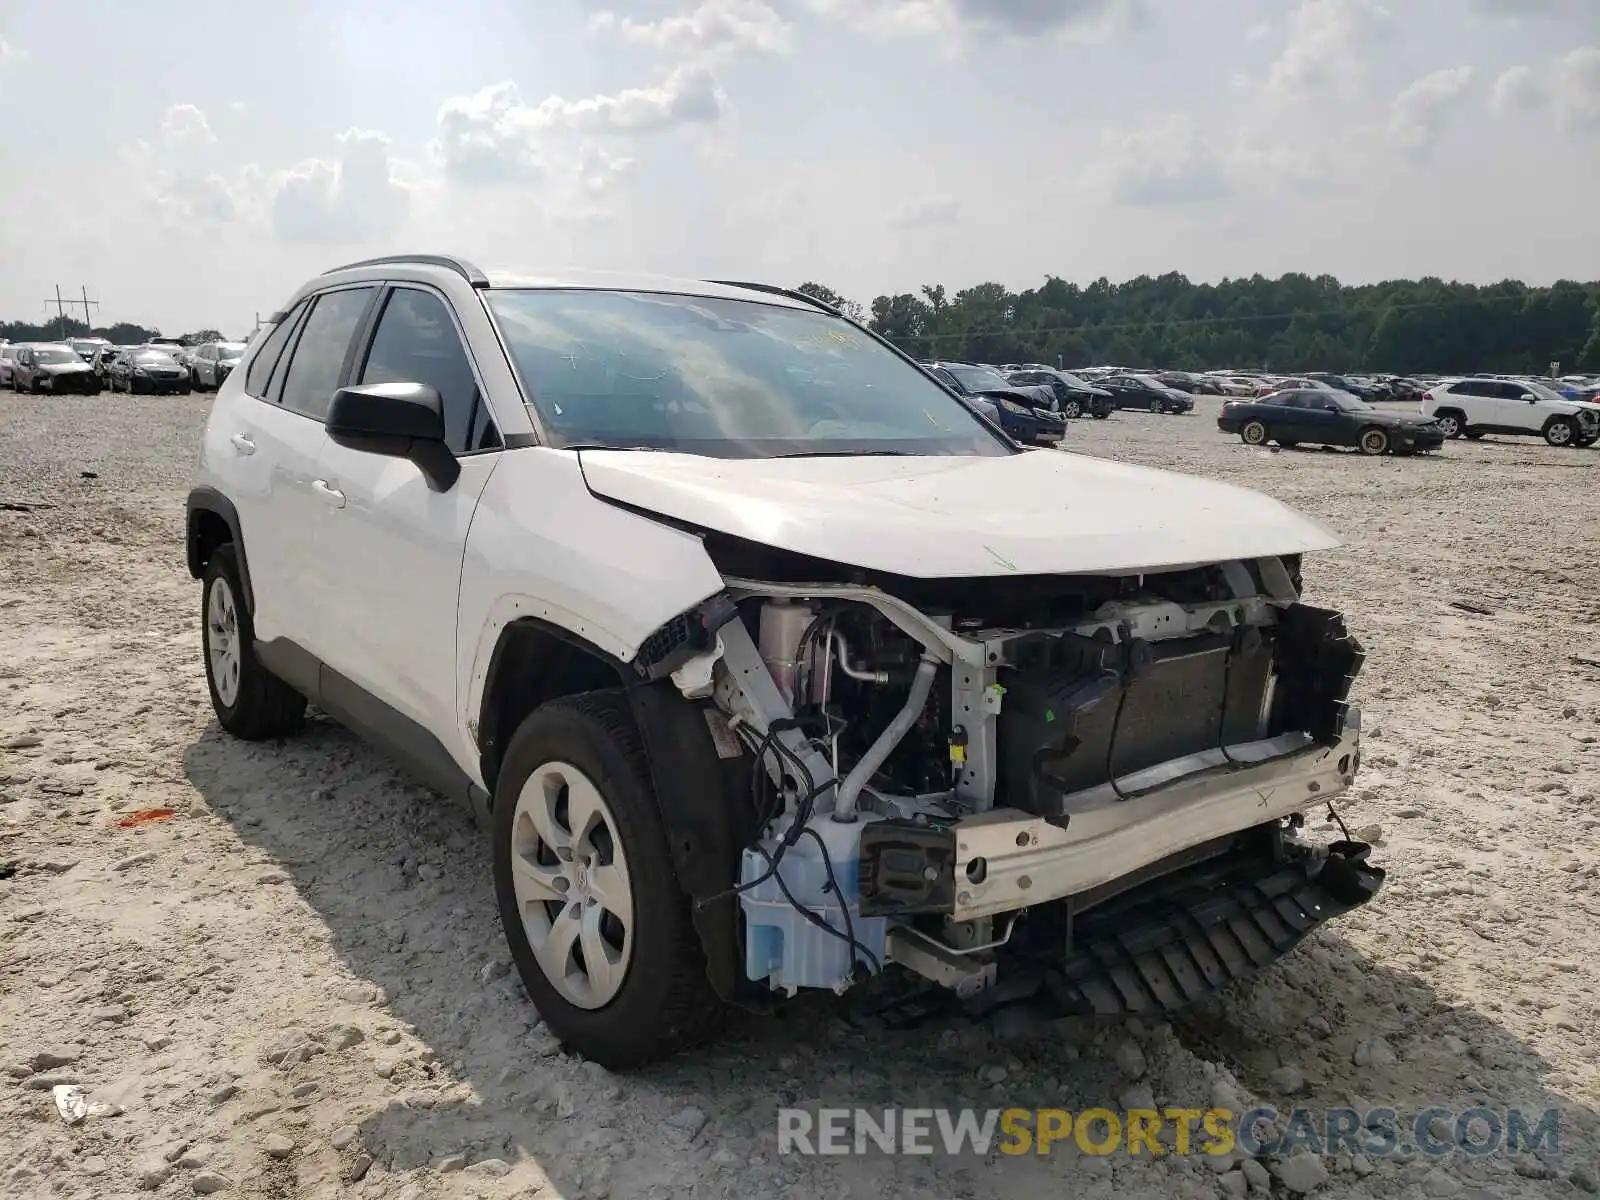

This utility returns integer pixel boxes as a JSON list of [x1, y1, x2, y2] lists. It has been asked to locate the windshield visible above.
[[1130, 374, 1167, 388], [134, 351, 176, 365], [216, 342, 246, 359], [1520, 380, 1565, 400], [36, 348, 81, 364], [944, 365, 1015, 392], [1327, 392, 1372, 412], [1056, 372, 1095, 390], [487, 289, 1010, 458]]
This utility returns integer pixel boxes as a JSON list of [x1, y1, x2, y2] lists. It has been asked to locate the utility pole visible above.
[[41, 285, 100, 339]]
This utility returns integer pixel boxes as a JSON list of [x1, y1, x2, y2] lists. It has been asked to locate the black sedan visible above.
[[923, 362, 1068, 444], [109, 347, 190, 395], [1099, 373, 1195, 414], [1218, 390, 1445, 456], [1004, 367, 1116, 419]]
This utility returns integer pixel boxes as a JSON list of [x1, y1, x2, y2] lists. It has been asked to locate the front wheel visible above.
[[1149, 398, 1162, 413], [493, 690, 722, 1068], [1241, 420, 1269, 446], [1357, 426, 1391, 456], [1544, 417, 1579, 447]]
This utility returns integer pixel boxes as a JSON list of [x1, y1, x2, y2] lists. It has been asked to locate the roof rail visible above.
[[321, 254, 491, 289], [705, 280, 842, 316]]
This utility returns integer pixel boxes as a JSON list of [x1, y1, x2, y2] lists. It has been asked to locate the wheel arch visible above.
[[475, 613, 753, 1002], [186, 486, 253, 613]]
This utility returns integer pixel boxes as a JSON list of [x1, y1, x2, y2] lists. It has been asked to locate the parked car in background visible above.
[[1303, 373, 1372, 400], [1099, 373, 1195, 414], [1219, 390, 1444, 455], [68, 336, 112, 364], [1421, 378, 1599, 447], [12, 343, 100, 394], [924, 361, 1067, 444], [190, 341, 247, 391], [1003, 367, 1115, 419], [1205, 374, 1263, 397], [89, 345, 127, 382], [109, 346, 190, 395], [0, 343, 22, 389]]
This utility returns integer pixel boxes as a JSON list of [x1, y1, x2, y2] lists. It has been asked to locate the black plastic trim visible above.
[[254, 637, 484, 827], [185, 486, 253, 612], [321, 254, 491, 288]]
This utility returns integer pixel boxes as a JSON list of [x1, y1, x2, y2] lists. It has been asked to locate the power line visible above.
[[40, 285, 100, 340]]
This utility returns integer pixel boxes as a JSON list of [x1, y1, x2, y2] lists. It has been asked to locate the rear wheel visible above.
[[1358, 427, 1391, 456], [1278, 439, 1299, 449], [1432, 410, 1464, 438], [493, 690, 722, 1068], [1464, 430, 1485, 440], [202, 544, 306, 739], [1148, 398, 1162, 413], [1241, 420, 1269, 446], [1062, 398, 1082, 419], [1544, 417, 1579, 447]]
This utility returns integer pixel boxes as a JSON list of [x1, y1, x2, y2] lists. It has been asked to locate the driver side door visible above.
[[308, 284, 504, 760]]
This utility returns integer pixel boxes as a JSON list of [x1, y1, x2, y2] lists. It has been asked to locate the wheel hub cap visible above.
[[206, 578, 241, 707], [510, 762, 634, 1009]]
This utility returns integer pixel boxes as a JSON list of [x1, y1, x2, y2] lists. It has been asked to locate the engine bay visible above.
[[662, 551, 1378, 1011]]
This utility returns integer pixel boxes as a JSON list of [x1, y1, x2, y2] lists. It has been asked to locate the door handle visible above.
[[311, 479, 346, 508], [229, 434, 256, 455]]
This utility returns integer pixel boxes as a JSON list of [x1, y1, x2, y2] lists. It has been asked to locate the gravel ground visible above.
[[2, 393, 1599, 1200]]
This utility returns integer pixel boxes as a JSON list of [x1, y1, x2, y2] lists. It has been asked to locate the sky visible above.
[[0, 0, 1597, 336]]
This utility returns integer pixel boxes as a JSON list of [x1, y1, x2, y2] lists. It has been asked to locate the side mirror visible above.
[[1520, 393, 1536, 402], [326, 381, 460, 492]]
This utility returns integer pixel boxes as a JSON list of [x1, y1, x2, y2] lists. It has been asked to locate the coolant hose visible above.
[[832, 654, 940, 823]]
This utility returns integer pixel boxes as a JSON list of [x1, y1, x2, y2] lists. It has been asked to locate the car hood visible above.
[[577, 449, 1340, 578], [972, 386, 1047, 407], [39, 362, 92, 375]]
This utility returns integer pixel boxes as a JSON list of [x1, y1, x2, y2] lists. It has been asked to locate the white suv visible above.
[[1421, 377, 1600, 447], [187, 255, 1383, 1067]]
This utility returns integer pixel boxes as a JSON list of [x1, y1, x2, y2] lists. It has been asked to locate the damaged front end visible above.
[[645, 549, 1384, 1023]]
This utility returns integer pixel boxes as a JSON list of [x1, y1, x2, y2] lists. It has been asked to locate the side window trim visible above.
[[348, 281, 502, 456]]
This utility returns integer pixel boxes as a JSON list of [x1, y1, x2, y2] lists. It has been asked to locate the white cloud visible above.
[[805, 0, 1142, 41], [270, 130, 411, 245], [1552, 45, 1600, 132], [1490, 64, 1546, 112], [1266, 0, 1392, 102], [1388, 67, 1475, 160], [1092, 115, 1233, 206], [0, 36, 18, 63], [589, 0, 791, 58], [434, 69, 725, 187], [160, 104, 216, 151]]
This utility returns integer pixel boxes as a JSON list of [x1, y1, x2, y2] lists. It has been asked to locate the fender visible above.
[[185, 486, 253, 613], [473, 613, 751, 1002]]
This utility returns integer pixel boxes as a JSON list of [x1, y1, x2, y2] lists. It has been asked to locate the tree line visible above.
[[0, 317, 225, 346], [8, 271, 1600, 375], [796, 274, 1600, 376]]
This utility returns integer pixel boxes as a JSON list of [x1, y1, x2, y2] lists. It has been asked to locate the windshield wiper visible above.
[[769, 449, 916, 459], [562, 443, 663, 452]]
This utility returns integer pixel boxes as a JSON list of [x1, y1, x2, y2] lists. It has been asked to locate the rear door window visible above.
[[276, 288, 377, 421], [245, 302, 309, 398]]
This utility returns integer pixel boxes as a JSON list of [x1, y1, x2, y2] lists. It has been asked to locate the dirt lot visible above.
[[3, 393, 1599, 1200]]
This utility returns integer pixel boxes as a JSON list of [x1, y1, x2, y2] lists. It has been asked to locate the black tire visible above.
[[201, 544, 306, 740], [1062, 399, 1082, 419], [1432, 409, 1465, 439], [1357, 426, 1390, 456], [1091, 410, 1110, 419], [1544, 417, 1580, 448], [1278, 439, 1299, 449], [1464, 430, 1485, 440], [1149, 398, 1162, 413], [1240, 420, 1269, 446], [492, 690, 722, 1069]]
